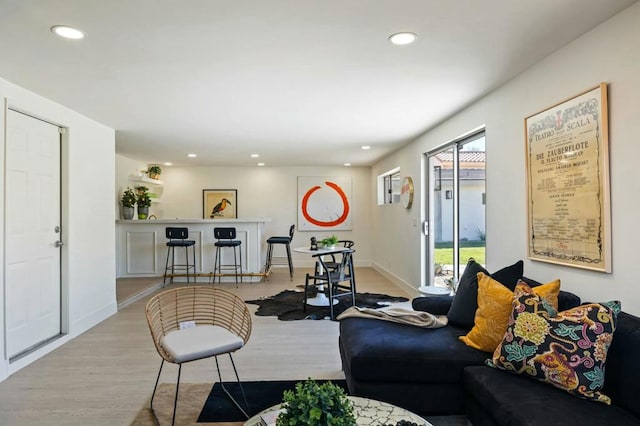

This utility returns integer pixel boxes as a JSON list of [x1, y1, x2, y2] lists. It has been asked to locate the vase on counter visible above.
[[123, 206, 135, 220], [138, 206, 149, 220]]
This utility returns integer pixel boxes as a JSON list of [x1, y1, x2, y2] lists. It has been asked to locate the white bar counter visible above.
[[116, 218, 271, 282]]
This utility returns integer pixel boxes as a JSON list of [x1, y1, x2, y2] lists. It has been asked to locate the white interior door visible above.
[[5, 109, 62, 359]]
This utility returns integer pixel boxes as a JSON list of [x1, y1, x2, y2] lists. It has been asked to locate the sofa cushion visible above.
[[447, 259, 523, 329], [464, 366, 640, 426], [489, 282, 620, 404], [603, 312, 640, 418], [460, 276, 560, 352], [521, 276, 581, 311], [412, 295, 453, 315], [339, 317, 489, 384]]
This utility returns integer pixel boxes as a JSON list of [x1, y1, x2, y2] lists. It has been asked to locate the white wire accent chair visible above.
[[304, 248, 357, 320], [145, 286, 252, 425]]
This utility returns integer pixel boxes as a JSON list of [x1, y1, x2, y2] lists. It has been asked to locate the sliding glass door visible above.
[[425, 131, 485, 288]]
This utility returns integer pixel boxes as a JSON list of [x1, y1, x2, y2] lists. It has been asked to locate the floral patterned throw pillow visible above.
[[488, 282, 620, 404]]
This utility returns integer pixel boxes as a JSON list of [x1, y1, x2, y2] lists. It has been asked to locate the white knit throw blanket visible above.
[[336, 306, 448, 328]]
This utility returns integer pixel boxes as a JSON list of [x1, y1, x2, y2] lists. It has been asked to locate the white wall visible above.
[[115, 161, 372, 267], [115, 155, 155, 219], [0, 77, 116, 381], [371, 3, 640, 314]]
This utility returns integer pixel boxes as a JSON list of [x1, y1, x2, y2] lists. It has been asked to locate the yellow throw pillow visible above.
[[459, 274, 560, 352]]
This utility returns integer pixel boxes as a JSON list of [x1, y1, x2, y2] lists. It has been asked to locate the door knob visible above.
[[54, 241, 64, 248]]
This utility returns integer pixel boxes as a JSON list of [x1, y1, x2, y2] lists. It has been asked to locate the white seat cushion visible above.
[[160, 325, 243, 363]]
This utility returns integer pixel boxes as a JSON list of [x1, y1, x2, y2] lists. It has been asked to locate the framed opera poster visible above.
[[525, 83, 611, 272], [298, 176, 352, 231]]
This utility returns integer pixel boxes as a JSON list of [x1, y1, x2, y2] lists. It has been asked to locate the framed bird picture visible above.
[[203, 189, 237, 219]]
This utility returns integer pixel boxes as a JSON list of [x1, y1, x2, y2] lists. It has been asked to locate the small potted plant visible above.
[[320, 235, 339, 250], [135, 186, 152, 219], [147, 164, 162, 180], [277, 379, 355, 426], [121, 187, 136, 220]]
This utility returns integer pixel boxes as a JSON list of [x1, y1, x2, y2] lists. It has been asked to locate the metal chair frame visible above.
[[163, 227, 196, 286], [213, 227, 243, 286], [264, 224, 295, 281], [145, 286, 252, 425]]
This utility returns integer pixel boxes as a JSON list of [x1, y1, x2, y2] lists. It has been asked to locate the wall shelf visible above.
[[129, 174, 163, 186], [129, 174, 163, 203]]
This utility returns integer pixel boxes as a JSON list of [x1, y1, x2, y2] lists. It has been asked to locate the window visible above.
[[377, 167, 401, 205]]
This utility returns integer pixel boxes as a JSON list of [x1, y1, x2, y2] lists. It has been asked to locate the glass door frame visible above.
[[422, 128, 485, 288]]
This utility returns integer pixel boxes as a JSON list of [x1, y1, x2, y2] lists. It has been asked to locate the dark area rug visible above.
[[197, 379, 347, 422], [246, 289, 408, 320]]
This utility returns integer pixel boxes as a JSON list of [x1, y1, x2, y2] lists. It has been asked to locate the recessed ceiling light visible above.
[[361, 145, 371, 150], [344, 163, 352, 167], [187, 153, 197, 158], [51, 25, 85, 40], [388, 32, 416, 45], [250, 154, 260, 158], [257, 162, 265, 166], [164, 162, 172, 166]]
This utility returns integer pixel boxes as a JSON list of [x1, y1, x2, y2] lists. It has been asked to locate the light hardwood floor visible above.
[[0, 268, 467, 425]]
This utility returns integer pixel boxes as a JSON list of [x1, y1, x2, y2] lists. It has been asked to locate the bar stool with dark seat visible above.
[[213, 227, 243, 285], [163, 227, 196, 286], [264, 224, 295, 281]]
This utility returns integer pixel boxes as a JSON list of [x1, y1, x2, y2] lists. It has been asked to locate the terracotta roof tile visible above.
[[434, 151, 485, 162]]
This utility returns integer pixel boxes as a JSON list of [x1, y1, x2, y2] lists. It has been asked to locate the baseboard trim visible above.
[[5, 302, 117, 380], [117, 281, 163, 310], [371, 262, 421, 297]]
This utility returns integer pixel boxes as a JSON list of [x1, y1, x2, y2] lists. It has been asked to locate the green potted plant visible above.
[[147, 164, 162, 180], [277, 379, 355, 426], [121, 187, 136, 220], [135, 186, 152, 219], [320, 235, 339, 249]]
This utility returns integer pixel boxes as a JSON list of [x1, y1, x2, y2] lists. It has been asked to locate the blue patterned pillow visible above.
[[488, 282, 620, 404]]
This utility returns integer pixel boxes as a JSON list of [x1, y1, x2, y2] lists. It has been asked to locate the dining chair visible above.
[[315, 240, 355, 275], [145, 286, 252, 425], [304, 248, 356, 320]]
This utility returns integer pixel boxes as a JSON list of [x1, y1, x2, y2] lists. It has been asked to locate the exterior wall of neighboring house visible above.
[[435, 179, 486, 243], [433, 151, 486, 243]]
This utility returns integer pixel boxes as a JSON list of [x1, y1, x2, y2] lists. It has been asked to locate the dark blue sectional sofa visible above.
[[338, 292, 640, 425]]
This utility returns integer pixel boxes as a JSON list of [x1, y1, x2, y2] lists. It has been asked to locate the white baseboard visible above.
[[3, 302, 117, 381], [371, 262, 421, 297]]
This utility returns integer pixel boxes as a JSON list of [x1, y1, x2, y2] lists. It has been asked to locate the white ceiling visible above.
[[0, 0, 636, 167]]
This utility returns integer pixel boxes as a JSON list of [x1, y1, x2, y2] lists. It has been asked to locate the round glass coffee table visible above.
[[245, 395, 431, 425]]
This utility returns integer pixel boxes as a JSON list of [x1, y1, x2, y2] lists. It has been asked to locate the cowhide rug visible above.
[[246, 289, 408, 321]]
